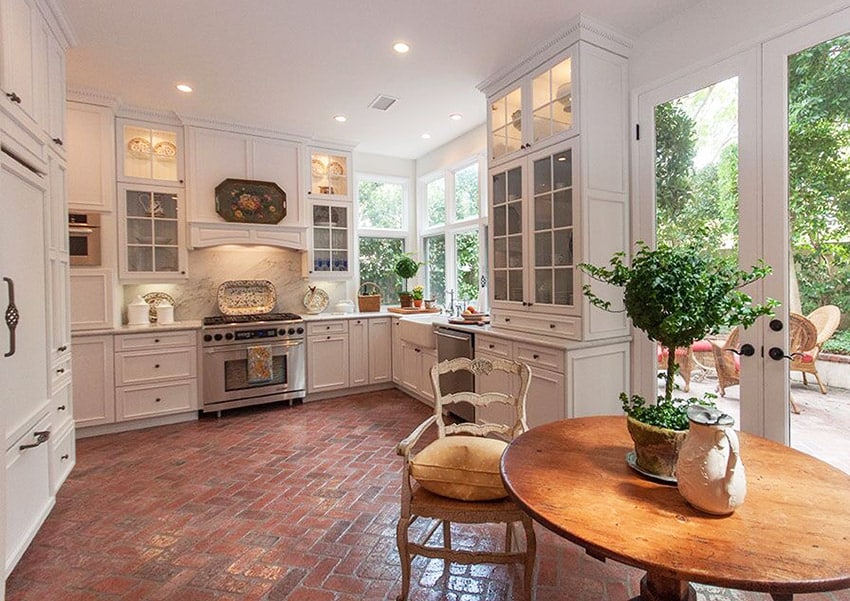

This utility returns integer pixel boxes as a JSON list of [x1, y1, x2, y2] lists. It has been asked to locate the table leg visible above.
[[770, 595, 793, 601], [633, 572, 696, 601]]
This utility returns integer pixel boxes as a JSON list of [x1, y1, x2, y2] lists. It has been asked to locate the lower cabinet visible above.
[[399, 340, 437, 403], [307, 320, 350, 393], [367, 317, 392, 384], [71, 334, 115, 427]]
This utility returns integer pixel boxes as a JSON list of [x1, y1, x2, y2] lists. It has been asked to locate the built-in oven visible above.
[[68, 212, 101, 266], [201, 318, 306, 415]]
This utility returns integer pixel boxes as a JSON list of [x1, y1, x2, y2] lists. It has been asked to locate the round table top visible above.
[[500, 416, 850, 595]]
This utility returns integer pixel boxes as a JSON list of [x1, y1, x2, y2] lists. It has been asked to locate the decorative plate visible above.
[[303, 286, 329, 314], [215, 178, 287, 225], [327, 160, 345, 177], [625, 451, 677, 485], [311, 158, 326, 177], [217, 280, 277, 315], [153, 141, 177, 159], [142, 292, 175, 323], [127, 136, 152, 157]]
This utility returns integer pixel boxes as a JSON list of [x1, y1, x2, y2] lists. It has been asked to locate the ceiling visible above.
[[59, 0, 699, 159]]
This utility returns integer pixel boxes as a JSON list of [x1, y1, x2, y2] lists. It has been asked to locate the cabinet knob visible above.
[[179, 179, 184, 184], [6, 92, 21, 104], [549, 324, 556, 329], [60, 453, 69, 461], [505, 318, 511, 323], [57, 345, 67, 352], [489, 344, 495, 349], [52, 137, 63, 146], [533, 353, 540, 359], [57, 405, 66, 411], [326, 336, 331, 340], [155, 397, 161, 403], [154, 339, 160, 343], [56, 368, 65, 374], [154, 364, 160, 368], [415, 348, 421, 353]]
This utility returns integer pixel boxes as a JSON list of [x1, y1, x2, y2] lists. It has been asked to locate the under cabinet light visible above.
[[176, 83, 193, 93]]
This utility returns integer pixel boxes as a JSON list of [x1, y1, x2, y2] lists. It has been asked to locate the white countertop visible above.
[[71, 320, 203, 337]]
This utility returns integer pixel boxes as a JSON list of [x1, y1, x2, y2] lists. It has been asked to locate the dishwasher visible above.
[[435, 327, 475, 422]]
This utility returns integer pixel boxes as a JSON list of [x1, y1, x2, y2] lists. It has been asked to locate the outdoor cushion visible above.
[[410, 436, 508, 501]]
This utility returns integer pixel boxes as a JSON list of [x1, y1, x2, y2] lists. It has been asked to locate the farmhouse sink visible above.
[[398, 315, 440, 349]]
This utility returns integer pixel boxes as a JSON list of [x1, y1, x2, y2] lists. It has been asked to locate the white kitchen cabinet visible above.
[[117, 184, 187, 281], [71, 334, 115, 427], [368, 317, 392, 384], [47, 148, 71, 372], [480, 22, 630, 343], [48, 418, 74, 494], [399, 341, 436, 403], [116, 118, 183, 186], [307, 320, 349, 393], [349, 318, 368, 386], [392, 317, 401, 384], [67, 101, 115, 212], [0, 0, 43, 131], [69, 268, 116, 330], [43, 25, 64, 153], [307, 147, 351, 201], [309, 201, 351, 276]]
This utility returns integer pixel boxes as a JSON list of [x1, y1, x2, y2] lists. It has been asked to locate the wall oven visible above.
[[201, 315, 306, 415], [68, 212, 101, 266]]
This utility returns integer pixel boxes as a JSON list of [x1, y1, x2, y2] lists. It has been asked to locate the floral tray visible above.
[[217, 280, 277, 315]]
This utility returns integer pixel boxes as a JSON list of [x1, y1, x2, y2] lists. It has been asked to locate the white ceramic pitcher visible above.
[[676, 406, 747, 515]]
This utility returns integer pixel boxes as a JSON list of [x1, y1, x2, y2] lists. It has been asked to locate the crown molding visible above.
[[116, 105, 183, 126], [477, 14, 633, 97], [38, 0, 77, 47], [177, 113, 310, 144], [66, 87, 120, 109]]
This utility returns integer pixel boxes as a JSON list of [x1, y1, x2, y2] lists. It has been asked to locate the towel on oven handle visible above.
[[247, 345, 273, 383]]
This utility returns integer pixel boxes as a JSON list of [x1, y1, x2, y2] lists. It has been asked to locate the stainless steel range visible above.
[[201, 312, 306, 415]]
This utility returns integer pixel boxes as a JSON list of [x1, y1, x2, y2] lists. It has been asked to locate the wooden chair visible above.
[[710, 327, 741, 397], [396, 357, 536, 601], [791, 305, 841, 394]]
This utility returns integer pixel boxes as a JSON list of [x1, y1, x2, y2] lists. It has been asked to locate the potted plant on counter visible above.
[[580, 242, 777, 478], [411, 285, 424, 308], [394, 253, 422, 308]]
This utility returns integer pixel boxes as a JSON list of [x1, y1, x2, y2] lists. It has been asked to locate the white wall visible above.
[[415, 125, 485, 178], [631, 0, 850, 91], [354, 152, 415, 180]]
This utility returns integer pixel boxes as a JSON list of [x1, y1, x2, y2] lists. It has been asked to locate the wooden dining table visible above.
[[500, 416, 850, 601]]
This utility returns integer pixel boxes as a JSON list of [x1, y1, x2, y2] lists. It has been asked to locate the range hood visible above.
[[188, 221, 308, 251]]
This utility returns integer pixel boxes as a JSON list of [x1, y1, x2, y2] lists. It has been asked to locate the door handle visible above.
[[726, 343, 755, 357], [768, 347, 803, 361], [4, 277, 19, 358]]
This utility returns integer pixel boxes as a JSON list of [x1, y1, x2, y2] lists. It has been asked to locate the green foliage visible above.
[[655, 101, 697, 222], [426, 178, 446, 227], [394, 253, 422, 291], [822, 329, 850, 356], [359, 237, 404, 301], [357, 179, 404, 229], [621, 394, 716, 431], [454, 164, 480, 221], [425, 235, 446, 303], [581, 242, 777, 413], [455, 231, 480, 303]]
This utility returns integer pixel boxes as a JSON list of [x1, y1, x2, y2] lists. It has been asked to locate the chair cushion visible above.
[[691, 340, 713, 353], [410, 436, 509, 501]]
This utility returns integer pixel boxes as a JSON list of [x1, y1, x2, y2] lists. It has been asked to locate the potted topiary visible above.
[[581, 242, 777, 478], [394, 253, 422, 308]]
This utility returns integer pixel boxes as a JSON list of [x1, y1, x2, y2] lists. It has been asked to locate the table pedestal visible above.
[[630, 573, 696, 601]]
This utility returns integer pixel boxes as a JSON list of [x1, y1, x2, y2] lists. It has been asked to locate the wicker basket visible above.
[[358, 282, 382, 312]]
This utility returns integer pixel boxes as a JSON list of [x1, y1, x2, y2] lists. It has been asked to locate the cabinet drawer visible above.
[[307, 320, 348, 336], [115, 348, 196, 385], [115, 330, 197, 351], [516, 344, 565, 374], [116, 380, 197, 421], [51, 354, 72, 390], [491, 311, 581, 340], [51, 383, 73, 430], [49, 420, 75, 495], [475, 335, 511, 358]]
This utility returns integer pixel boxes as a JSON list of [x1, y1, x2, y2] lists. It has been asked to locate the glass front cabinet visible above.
[[117, 119, 184, 186], [308, 148, 351, 200], [310, 202, 350, 275], [118, 185, 187, 280]]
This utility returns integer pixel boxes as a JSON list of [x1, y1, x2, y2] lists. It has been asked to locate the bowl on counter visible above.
[[461, 313, 489, 322]]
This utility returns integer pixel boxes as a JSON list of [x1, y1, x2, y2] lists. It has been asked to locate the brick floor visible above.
[[6, 389, 850, 600]]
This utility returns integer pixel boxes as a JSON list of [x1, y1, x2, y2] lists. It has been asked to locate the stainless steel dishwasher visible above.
[[435, 327, 475, 422]]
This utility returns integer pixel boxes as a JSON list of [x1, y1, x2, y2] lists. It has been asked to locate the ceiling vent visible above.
[[369, 94, 398, 111]]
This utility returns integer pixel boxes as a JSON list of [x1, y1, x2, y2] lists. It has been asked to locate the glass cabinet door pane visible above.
[[554, 230, 573, 266], [332, 251, 348, 271], [553, 150, 572, 188], [492, 172, 507, 205], [507, 167, 522, 200], [535, 270, 553, 304], [314, 250, 330, 272], [313, 205, 330, 226], [531, 56, 573, 142], [554, 268, 574, 306], [154, 247, 178, 272], [127, 190, 150, 217], [493, 205, 506, 237], [155, 221, 178, 245], [311, 152, 348, 196], [155, 192, 178, 218], [314, 228, 330, 249], [508, 270, 524, 301], [508, 236, 523, 268], [553, 190, 572, 228], [493, 271, 507, 301], [127, 247, 152, 272], [331, 228, 347, 249], [127, 218, 151, 245], [535, 195, 552, 231], [493, 238, 507, 269], [330, 206, 347, 226], [507, 202, 522, 235], [535, 232, 552, 267], [534, 157, 552, 194]]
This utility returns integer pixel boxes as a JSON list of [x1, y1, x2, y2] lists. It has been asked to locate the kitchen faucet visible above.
[[446, 289, 455, 316]]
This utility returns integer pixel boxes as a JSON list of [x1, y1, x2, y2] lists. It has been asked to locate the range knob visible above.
[[203, 334, 212, 342], [214, 333, 223, 341], [278, 328, 286, 335], [225, 333, 233, 340], [296, 326, 304, 334], [288, 328, 296, 335]]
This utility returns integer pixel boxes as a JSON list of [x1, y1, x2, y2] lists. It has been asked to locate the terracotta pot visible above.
[[399, 292, 413, 308], [413, 299, 423, 308], [626, 416, 687, 478]]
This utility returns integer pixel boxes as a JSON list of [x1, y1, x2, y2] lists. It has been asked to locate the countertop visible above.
[[71, 320, 203, 337]]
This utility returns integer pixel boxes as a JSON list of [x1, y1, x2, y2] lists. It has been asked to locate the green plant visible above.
[[411, 285, 424, 301], [822, 329, 850, 355], [394, 253, 422, 292], [581, 242, 778, 429]]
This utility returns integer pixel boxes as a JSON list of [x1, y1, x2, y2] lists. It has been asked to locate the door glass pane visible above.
[[494, 270, 507, 301], [507, 167, 522, 200], [455, 231, 480, 305], [508, 270, 523, 301], [493, 205, 506, 237], [507, 202, 522, 235], [554, 268, 573, 305], [425, 235, 446, 305], [535, 269, 552, 304], [654, 77, 740, 407], [535, 194, 552, 231], [154, 221, 177, 245], [535, 232, 552, 267]]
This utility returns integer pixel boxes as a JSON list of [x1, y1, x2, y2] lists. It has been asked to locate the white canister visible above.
[[127, 296, 149, 326], [157, 302, 174, 325]]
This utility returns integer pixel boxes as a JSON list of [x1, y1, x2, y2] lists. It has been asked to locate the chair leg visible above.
[[396, 517, 411, 601], [790, 394, 801, 415], [521, 517, 537, 601], [442, 520, 452, 582], [505, 522, 513, 552], [802, 373, 809, 386], [814, 372, 827, 394]]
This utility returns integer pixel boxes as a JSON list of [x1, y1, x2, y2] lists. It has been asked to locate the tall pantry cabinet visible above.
[[0, 0, 72, 588]]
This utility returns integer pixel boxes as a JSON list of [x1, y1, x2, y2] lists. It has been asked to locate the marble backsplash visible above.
[[122, 246, 349, 322]]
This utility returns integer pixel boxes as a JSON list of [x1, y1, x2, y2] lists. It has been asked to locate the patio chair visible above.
[[658, 340, 715, 391], [710, 327, 741, 397], [395, 357, 536, 601], [791, 305, 841, 394]]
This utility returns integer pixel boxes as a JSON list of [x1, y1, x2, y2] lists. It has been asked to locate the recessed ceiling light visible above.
[[421, 133, 431, 139], [393, 41, 410, 54], [449, 113, 463, 121], [333, 114, 347, 123], [176, 83, 193, 93]]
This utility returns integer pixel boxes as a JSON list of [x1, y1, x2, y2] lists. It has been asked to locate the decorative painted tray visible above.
[[217, 280, 277, 315], [142, 291, 175, 323], [303, 286, 329, 314]]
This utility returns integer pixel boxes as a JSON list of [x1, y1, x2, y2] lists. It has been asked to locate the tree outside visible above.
[[359, 237, 404, 301]]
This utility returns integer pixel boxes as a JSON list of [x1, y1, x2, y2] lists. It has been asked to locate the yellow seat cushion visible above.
[[410, 436, 509, 501]]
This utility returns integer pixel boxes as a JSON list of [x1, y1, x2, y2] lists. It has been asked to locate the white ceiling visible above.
[[59, 0, 700, 159]]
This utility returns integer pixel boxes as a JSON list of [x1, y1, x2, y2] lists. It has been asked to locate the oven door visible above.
[[69, 226, 101, 266], [202, 339, 305, 411]]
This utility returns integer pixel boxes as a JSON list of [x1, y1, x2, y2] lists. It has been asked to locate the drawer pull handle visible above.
[[6, 91, 21, 104], [155, 397, 161, 403], [57, 405, 66, 411], [154, 339, 160, 343], [489, 344, 495, 349], [52, 137, 64, 146], [505, 318, 511, 323], [533, 353, 540, 359], [154, 364, 160, 368], [19, 430, 50, 450], [56, 367, 65, 374], [549, 324, 556, 329], [57, 345, 67, 352], [4, 276, 19, 357], [60, 453, 69, 460]]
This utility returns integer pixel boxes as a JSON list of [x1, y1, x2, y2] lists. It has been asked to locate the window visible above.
[[359, 237, 405, 299], [419, 156, 487, 310], [358, 178, 404, 230]]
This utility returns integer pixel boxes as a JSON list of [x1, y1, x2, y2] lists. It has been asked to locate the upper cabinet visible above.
[[116, 118, 184, 186], [479, 17, 632, 342], [67, 102, 115, 212], [489, 50, 575, 163], [0, 0, 42, 128], [307, 148, 351, 201]]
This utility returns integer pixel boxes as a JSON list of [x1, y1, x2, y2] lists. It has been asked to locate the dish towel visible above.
[[247, 345, 273, 384]]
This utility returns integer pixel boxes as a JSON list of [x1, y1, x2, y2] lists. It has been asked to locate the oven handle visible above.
[[202, 340, 304, 354], [68, 226, 95, 233]]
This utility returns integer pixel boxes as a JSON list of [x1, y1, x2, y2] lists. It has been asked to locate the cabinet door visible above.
[[117, 119, 183, 186], [474, 350, 517, 427], [418, 347, 437, 402], [309, 202, 350, 275], [400, 342, 420, 391], [307, 335, 349, 393], [45, 29, 65, 149], [118, 185, 187, 280], [67, 102, 115, 211], [1, 156, 49, 446], [308, 148, 351, 200], [368, 317, 392, 384], [349, 318, 368, 386], [529, 51, 576, 146], [71, 335, 115, 427], [48, 256, 70, 369], [47, 149, 68, 253], [490, 157, 526, 311], [525, 366, 565, 428], [488, 85, 523, 161], [0, 0, 40, 126], [392, 318, 401, 383]]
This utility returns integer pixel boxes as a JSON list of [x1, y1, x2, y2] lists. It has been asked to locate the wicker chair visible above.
[[791, 305, 841, 394], [710, 327, 742, 397], [396, 357, 536, 601]]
